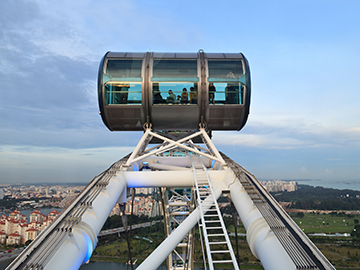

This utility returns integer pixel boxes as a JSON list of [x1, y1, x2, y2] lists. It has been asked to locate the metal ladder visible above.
[[191, 155, 240, 270]]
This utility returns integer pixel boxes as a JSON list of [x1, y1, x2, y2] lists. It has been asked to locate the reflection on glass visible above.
[[152, 83, 198, 105], [208, 82, 243, 105], [105, 59, 142, 78], [151, 58, 198, 105], [208, 59, 245, 105], [208, 59, 244, 78], [152, 59, 197, 78], [105, 82, 142, 105]]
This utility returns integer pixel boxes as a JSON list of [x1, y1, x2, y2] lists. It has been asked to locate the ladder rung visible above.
[[211, 250, 230, 253], [213, 260, 234, 263], [206, 227, 222, 229], [205, 220, 221, 223], [207, 234, 225, 237], [209, 241, 227, 245], [204, 214, 218, 217]]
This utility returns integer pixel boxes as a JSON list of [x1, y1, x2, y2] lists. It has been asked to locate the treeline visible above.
[[271, 185, 360, 210], [102, 214, 154, 230]]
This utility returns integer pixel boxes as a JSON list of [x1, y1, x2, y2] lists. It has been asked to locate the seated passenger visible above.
[[166, 90, 176, 103], [189, 87, 198, 104], [153, 90, 166, 104], [180, 88, 189, 104], [209, 83, 216, 104]]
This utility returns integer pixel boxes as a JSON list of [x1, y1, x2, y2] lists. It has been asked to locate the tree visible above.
[[25, 240, 32, 246], [354, 219, 359, 224], [297, 212, 305, 218]]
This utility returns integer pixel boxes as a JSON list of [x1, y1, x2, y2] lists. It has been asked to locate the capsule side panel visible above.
[[205, 53, 251, 131], [97, 52, 112, 130], [97, 52, 146, 131], [151, 106, 200, 130], [207, 106, 247, 130]]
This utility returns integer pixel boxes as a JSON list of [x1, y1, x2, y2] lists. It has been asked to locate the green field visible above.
[[93, 213, 360, 269], [289, 212, 358, 234]]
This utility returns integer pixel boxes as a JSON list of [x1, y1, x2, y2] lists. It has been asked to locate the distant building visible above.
[[117, 195, 161, 218], [0, 189, 4, 200], [260, 180, 297, 192], [109, 204, 121, 217], [0, 209, 60, 245]]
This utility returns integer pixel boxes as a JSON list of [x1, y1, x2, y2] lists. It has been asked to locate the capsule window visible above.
[[208, 59, 246, 105], [102, 59, 143, 105], [152, 83, 198, 105], [105, 59, 142, 78], [208, 82, 244, 105], [152, 59, 199, 105], [104, 82, 142, 105]]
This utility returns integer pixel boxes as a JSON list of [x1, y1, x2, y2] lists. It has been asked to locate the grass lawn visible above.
[[290, 213, 358, 234], [93, 213, 360, 269]]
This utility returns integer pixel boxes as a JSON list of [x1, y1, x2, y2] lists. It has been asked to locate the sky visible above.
[[0, 0, 359, 189]]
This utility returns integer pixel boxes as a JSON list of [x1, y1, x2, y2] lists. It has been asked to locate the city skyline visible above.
[[1, 1, 359, 186]]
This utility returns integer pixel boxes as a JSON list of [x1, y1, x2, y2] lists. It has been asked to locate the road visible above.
[[98, 220, 161, 236]]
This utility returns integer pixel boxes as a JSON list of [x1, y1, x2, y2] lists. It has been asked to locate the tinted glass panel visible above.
[[105, 59, 142, 78], [208, 59, 244, 78], [105, 82, 142, 105], [152, 83, 198, 105], [152, 59, 198, 105], [208, 59, 245, 105], [153, 59, 197, 78], [208, 82, 243, 105]]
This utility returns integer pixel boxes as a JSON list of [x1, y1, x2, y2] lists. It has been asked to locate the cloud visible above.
[[346, 128, 360, 134], [325, 168, 333, 174], [0, 145, 134, 184], [213, 113, 360, 150]]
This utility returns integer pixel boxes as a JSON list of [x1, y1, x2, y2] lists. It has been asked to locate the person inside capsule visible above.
[[209, 83, 216, 105], [189, 87, 198, 104], [153, 90, 166, 104], [180, 88, 189, 104], [166, 90, 176, 103]]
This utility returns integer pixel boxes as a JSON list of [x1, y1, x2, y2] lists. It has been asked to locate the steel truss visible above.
[[6, 127, 336, 270]]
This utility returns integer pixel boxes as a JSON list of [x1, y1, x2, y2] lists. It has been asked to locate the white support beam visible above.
[[149, 131, 224, 163], [125, 129, 152, 166], [43, 173, 128, 270], [224, 171, 296, 270], [199, 128, 225, 165]]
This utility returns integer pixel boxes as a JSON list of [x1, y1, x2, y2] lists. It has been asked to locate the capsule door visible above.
[[149, 53, 201, 130]]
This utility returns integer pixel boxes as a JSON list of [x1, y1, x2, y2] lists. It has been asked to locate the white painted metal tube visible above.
[[125, 129, 151, 166], [125, 170, 226, 188], [226, 172, 296, 270], [125, 171, 195, 187], [43, 173, 127, 270], [136, 187, 222, 270], [149, 163, 191, 171]]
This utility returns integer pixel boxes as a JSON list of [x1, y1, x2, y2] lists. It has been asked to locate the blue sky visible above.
[[0, 0, 359, 187]]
